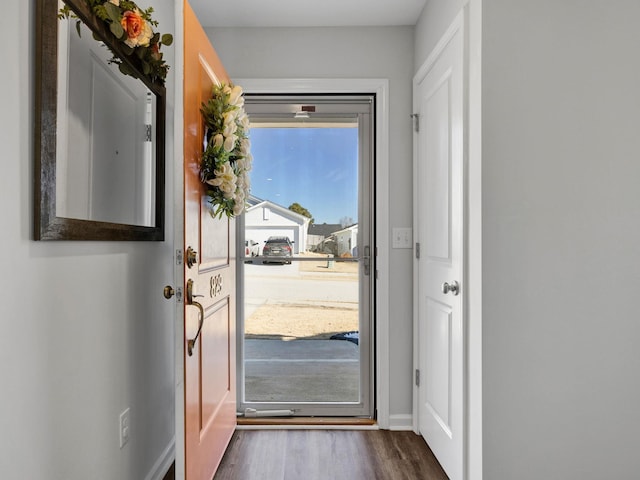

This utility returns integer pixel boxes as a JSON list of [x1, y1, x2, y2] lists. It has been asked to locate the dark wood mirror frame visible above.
[[34, 0, 166, 241]]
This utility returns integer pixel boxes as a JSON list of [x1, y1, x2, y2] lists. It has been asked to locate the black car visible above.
[[262, 236, 294, 264]]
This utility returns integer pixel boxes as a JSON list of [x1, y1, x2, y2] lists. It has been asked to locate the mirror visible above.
[[34, 0, 166, 240]]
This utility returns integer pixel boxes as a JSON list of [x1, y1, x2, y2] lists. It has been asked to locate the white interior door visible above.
[[414, 14, 465, 480]]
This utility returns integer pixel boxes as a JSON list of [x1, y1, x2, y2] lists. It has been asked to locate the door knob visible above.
[[442, 281, 460, 296]]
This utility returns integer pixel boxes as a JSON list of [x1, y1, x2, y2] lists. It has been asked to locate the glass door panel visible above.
[[238, 96, 374, 417]]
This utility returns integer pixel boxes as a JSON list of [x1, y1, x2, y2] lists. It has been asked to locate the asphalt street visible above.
[[242, 261, 359, 318], [241, 261, 361, 403]]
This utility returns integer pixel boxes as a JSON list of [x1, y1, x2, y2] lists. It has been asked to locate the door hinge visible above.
[[411, 113, 420, 133], [415, 242, 421, 259], [415, 369, 420, 387], [176, 249, 183, 266]]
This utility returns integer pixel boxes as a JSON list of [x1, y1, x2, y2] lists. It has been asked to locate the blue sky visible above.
[[249, 127, 359, 225]]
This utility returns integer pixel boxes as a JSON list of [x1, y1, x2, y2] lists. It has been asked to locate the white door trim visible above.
[[235, 77, 391, 428], [412, 5, 483, 480], [173, 1, 185, 479], [466, 0, 483, 478]]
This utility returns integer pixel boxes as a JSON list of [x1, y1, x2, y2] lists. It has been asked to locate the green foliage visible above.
[[58, 0, 173, 85], [289, 203, 314, 224], [103, 2, 120, 22], [200, 84, 252, 218], [109, 19, 124, 38]]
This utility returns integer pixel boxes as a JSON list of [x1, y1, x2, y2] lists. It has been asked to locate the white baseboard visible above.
[[237, 424, 380, 431], [145, 437, 175, 480], [388, 414, 413, 431]]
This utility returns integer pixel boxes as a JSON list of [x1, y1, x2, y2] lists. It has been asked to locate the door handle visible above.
[[187, 301, 204, 357], [442, 281, 460, 296], [363, 245, 371, 276], [186, 278, 205, 356]]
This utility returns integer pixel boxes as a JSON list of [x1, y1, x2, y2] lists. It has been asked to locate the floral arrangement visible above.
[[58, 0, 173, 84], [200, 84, 252, 218]]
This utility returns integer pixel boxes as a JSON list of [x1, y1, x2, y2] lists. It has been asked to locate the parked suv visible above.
[[262, 236, 294, 264]]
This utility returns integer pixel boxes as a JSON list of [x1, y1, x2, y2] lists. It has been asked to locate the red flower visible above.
[[120, 10, 152, 47]]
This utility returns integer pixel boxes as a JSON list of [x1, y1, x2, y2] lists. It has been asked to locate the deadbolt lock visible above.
[[186, 246, 198, 269], [163, 286, 175, 299], [163, 285, 183, 302]]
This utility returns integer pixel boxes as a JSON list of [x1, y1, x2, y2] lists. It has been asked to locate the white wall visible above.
[[207, 26, 416, 420], [0, 2, 176, 479], [416, 0, 640, 478], [414, 0, 466, 71], [482, 1, 640, 478]]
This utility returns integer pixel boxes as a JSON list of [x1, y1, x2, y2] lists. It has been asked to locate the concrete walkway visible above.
[[244, 339, 359, 403]]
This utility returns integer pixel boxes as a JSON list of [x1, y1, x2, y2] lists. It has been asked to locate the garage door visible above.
[[246, 227, 299, 254]]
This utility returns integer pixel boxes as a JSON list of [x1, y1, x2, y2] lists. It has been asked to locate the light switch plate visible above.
[[392, 227, 412, 249]]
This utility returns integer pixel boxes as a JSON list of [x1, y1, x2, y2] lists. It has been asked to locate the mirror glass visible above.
[[56, 17, 156, 226], [34, 0, 165, 241]]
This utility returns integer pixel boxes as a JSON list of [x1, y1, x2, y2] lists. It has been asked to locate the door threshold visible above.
[[237, 417, 377, 429]]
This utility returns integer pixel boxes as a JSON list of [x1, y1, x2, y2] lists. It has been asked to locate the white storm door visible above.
[[414, 14, 465, 480]]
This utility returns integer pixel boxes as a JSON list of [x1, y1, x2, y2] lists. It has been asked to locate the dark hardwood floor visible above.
[[213, 429, 449, 480]]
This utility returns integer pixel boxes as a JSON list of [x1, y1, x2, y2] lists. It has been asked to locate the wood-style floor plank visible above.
[[213, 430, 449, 480]]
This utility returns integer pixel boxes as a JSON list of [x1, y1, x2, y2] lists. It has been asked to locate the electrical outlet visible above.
[[392, 227, 412, 249], [119, 408, 130, 449]]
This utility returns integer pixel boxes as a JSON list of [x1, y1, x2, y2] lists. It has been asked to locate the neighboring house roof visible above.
[[332, 224, 358, 236], [308, 223, 342, 237], [246, 196, 310, 225], [246, 194, 264, 207]]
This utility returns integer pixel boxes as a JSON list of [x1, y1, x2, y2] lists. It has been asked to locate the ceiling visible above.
[[189, 0, 427, 28]]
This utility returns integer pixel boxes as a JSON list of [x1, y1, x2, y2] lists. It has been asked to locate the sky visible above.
[[248, 127, 359, 225]]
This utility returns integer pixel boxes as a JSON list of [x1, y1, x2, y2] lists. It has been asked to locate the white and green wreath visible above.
[[200, 84, 252, 218]]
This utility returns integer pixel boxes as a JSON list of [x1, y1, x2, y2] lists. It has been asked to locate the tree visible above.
[[288, 203, 314, 224], [340, 216, 354, 228]]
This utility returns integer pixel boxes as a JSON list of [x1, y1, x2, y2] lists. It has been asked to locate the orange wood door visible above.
[[183, 2, 236, 479]]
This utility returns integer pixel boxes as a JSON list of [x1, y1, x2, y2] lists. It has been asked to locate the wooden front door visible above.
[[183, 2, 236, 478]]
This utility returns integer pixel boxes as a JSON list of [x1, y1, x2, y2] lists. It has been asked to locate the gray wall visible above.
[[414, 0, 465, 71], [482, 1, 640, 477], [416, 0, 640, 477], [207, 26, 416, 419], [0, 1, 176, 478]]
